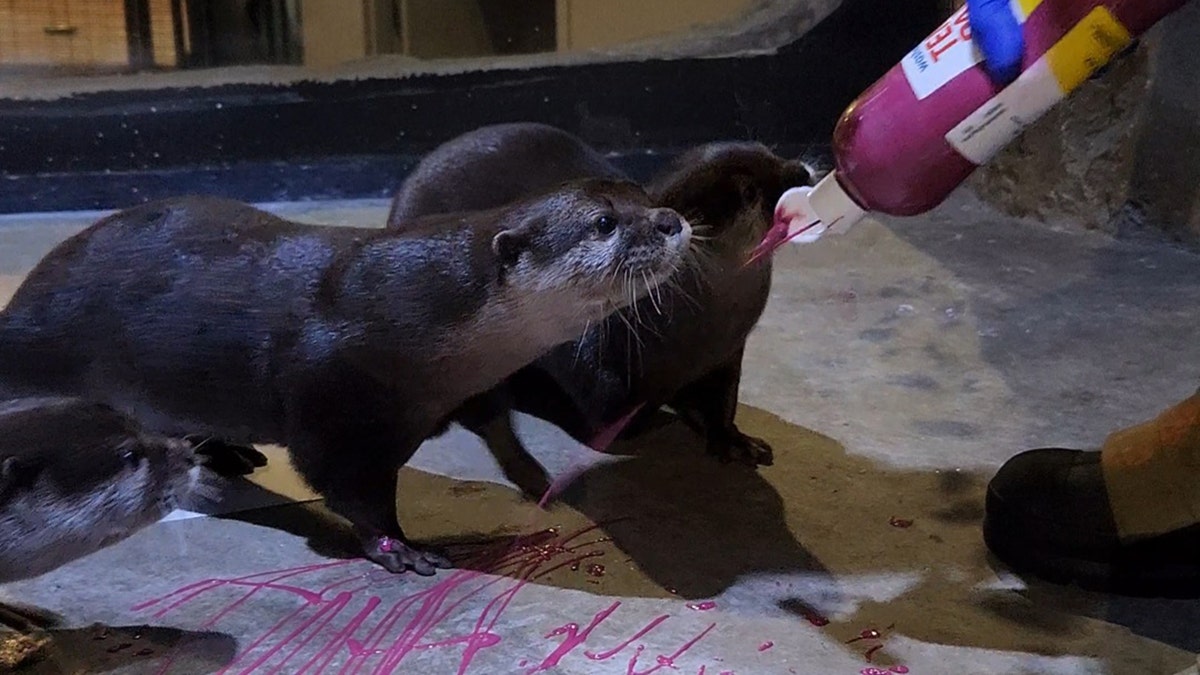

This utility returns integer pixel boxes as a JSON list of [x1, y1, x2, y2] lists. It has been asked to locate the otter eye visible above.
[[594, 214, 618, 236], [122, 449, 143, 469]]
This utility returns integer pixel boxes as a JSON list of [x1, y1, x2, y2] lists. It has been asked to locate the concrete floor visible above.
[[1, 188, 1199, 675]]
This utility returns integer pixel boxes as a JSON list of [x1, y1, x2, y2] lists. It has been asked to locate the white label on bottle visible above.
[[944, 57, 1065, 165], [901, 0, 1037, 100]]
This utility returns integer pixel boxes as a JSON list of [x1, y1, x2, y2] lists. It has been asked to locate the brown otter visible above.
[[0, 184, 690, 575], [0, 397, 200, 586], [386, 123, 814, 497]]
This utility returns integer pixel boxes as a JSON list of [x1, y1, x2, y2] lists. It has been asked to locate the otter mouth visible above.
[[744, 186, 826, 267], [609, 252, 683, 305]]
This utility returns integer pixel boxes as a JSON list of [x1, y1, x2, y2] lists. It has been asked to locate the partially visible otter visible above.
[[387, 123, 814, 493], [0, 184, 690, 575], [0, 397, 200, 585], [389, 121, 625, 224]]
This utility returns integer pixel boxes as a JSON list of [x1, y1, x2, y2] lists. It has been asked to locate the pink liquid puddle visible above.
[[757, 641, 774, 652], [686, 601, 717, 612], [132, 522, 734, 675], [861, 667, 909, 675], [888, 517, 914, 529]]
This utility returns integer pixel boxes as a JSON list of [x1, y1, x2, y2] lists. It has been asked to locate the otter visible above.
[[386, 123, 814, 497], [0, 397, 200, 586], [0, 184, 690, 575]]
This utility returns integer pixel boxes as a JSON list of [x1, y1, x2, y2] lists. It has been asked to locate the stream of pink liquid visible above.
[[133, 523, 733, 674]]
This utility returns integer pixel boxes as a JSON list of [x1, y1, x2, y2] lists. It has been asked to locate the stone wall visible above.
[[969, 1, 1200, 249]]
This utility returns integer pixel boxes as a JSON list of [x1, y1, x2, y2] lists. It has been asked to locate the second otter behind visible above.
[[388, 123, 815, 494]]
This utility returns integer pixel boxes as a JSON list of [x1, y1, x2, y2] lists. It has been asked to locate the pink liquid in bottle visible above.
[[749, 0, 1189, 263]]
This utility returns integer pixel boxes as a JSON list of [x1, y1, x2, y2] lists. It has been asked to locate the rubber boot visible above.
[[983, 389, 1200, 597]]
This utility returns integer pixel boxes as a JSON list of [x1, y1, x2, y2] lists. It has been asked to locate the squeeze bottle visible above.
[[750, 0, 1190, 262]]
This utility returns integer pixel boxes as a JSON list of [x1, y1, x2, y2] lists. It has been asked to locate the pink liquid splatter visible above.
[[888, 517, 914, 529], [584, 615, 669, 661], [686, 601, 716, 612], [133, 522, 733, 675], [757, 641, 773, 652], [526, 602, 621, 673], [587, 403, 647, 452], [622, 623, 717, 675], [134, 525, 603, 675]]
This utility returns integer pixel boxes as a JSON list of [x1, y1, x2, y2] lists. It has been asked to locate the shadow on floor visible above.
[[12, 622, 237, 674], [210, 403, 1196, 672]]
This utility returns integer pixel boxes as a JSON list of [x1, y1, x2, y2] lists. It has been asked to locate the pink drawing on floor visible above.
[[132, 521, 735, 674]]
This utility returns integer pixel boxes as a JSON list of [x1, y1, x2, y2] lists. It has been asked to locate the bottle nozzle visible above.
[[743, 171, 869, 267]]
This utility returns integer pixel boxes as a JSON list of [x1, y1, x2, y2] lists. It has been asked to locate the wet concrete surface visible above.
[[0, 188, 1198, 674]]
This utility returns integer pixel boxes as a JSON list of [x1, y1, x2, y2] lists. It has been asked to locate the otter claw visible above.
[[367, 536, 453, 576], [710, 432, 774, 467]]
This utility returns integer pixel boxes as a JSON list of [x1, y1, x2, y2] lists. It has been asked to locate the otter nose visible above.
[[652, 209, 683, 236]]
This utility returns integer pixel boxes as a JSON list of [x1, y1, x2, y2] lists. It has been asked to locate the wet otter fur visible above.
[[0, 185, 690, 574]]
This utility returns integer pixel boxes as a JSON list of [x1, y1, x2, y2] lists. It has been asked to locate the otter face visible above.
[[0, 402, 201, 582], [492, 178, 692, 312], [647, 142, 817, 252]]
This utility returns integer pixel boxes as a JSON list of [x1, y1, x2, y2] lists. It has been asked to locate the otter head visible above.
[[490, 178, 692, 315], [646, 142, 817, 255], [0, 400, 201, 579]]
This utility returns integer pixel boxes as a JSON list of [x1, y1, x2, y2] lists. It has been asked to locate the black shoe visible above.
[[983, 447, 1200, 598]]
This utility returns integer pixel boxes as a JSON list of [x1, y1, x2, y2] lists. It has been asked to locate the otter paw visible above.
[[710, 432, 774, 467], [366, 536, 454, 576], [190, 439, 268, 477]]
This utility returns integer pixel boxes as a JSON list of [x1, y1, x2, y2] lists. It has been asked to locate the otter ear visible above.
[[492, 229, 529, 268]]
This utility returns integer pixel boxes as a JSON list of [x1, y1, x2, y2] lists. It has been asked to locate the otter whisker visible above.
[[642, 271, 664, 316], [573, 319, 592, 367], [190, 471, 226, 505], [188, 436, 217, 454]]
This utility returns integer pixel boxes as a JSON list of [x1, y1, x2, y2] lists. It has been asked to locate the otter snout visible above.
[[616, 206, 691, 288], [651, 208, 684, 236]]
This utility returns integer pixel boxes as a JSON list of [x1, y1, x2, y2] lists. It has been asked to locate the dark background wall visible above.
[[0, 0, 946, 214]]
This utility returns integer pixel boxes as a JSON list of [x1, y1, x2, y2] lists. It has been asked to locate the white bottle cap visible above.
[[808, 171, 866, 235]]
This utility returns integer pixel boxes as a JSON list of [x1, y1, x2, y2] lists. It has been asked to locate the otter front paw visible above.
[[709, 431, 774, 467], [366, 536, 454, 576], [189, 439, 268, 477]]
